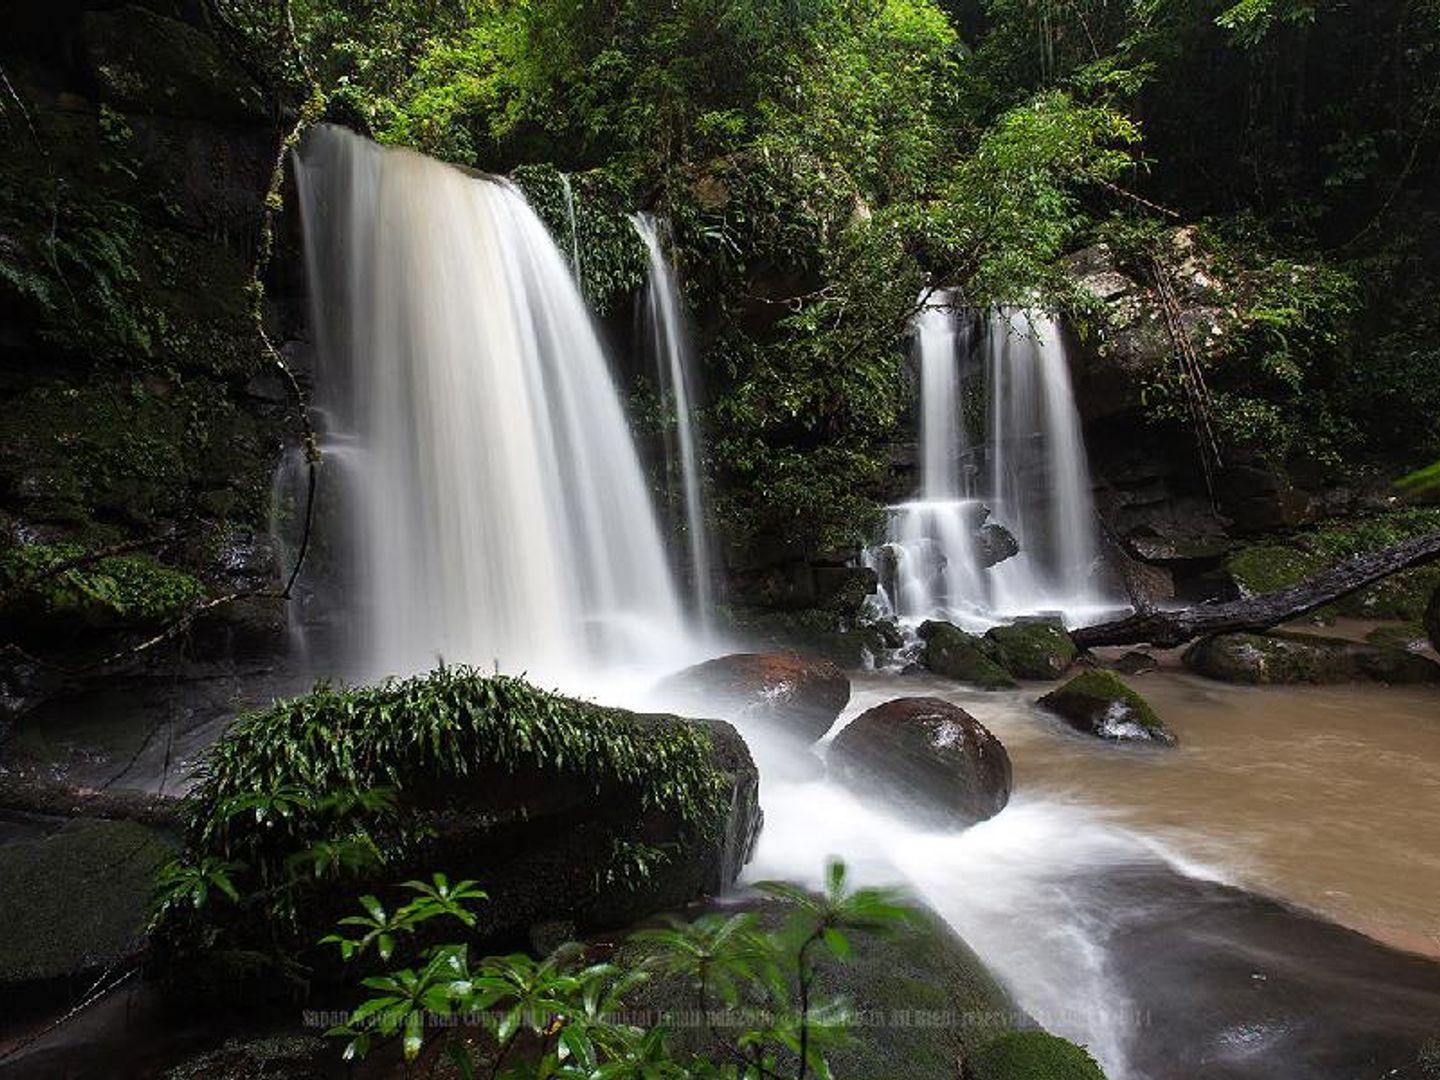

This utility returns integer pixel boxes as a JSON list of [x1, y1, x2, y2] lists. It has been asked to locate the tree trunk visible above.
[[1073, 530, 1440, 649]]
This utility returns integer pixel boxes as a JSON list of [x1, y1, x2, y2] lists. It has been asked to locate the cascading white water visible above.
[[632, 213, 714, 631], [293, 125, 689, 684], [866, 297, 1109, 630], [985, 308, 1106, 618]]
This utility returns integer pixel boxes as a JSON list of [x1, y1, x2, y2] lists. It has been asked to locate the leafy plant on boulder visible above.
[[151, 666, 760, 993]]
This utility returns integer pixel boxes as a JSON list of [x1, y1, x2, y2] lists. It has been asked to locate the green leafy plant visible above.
[[322, 857, 912, 1077]]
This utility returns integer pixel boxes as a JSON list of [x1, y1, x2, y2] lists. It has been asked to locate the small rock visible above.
[[1038, 669, 1176, 746], [919, 621, 1017, 690], [655, 651, 850, 742], [975, 522, 1020, 569], [1183, 631, 1440, 685], [983, 617, 1078, 680], [829, 697, 1011, 828], [1109, 650, 1159, 676]]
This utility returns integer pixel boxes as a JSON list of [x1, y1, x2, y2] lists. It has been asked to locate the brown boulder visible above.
[[829, 698, 1011, 828], [655, 651, 850, 742]]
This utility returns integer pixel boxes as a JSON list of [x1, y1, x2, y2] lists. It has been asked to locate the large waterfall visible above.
[[293, 125, 688, 683], [632, 213, 713, 630], [868, 297, 1108, 629]]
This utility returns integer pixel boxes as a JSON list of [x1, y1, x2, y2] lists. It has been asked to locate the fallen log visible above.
[[1074, 529, 1440, 649]]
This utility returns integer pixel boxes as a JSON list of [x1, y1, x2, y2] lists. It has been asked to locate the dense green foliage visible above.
[[155, 666, 730, 936], [322, 858, 916, 1077], [0, 541, 205, 627]]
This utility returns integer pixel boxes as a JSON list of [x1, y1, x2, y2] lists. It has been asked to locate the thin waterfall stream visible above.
[[632, 213, 713, 631]]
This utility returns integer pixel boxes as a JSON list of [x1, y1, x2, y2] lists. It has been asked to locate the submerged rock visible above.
[[983, 617, 1079, 680], [965, 1030, 1108, 1080], [1038, 669, 1176, 746], [655, 650, 850, 741], [0, 818, 174, 1009], [919, 620, 1017, 690], [1108, 649, 1159, 676], [829, 697, 1011, 828], [1183, 631, 1440, 685]]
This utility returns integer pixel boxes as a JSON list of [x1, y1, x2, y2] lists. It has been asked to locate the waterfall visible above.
[[866, 298, 1107, 629], [985, 309, 1105, 618], [559, 172, 583, 283], [292, 125, 688, 684], [631, 213, 713, 630]]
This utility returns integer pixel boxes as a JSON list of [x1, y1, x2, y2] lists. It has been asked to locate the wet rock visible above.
[[655, 651, 850, 741], [918, 620, 1017, 690], [1364, 622, 1430, 652], [829, 697, 1011, 827], [1183, 631, 1440, 685], [976, 522, 1020, 569], [965, 1031, 1107, 1080], [983, 617, 1079, 680], [1109, 650, 1159, 676], [623, 897, 1025, 1078], [1038, 669, 1176, 746], [0, 817, 175, 1009]]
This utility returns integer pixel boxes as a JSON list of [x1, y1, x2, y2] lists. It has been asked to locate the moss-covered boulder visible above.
[[1183, 632, 1440, 685], [1037, 670, 1176, 746], [0, 817, 174, 1009], [983, 618, 1079, 680], [965, 1030, 1107, 1080], [623, 897, 1027, 1080], [829, 697, 1011, 827], [154, 667, 762, 993], [1224, 544, 1324, 596], [654, 651, 850, 741], [919, 620, 1017, 690]]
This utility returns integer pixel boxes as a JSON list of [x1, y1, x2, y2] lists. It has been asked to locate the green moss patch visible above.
[[983, 619, 1078, 680], [1038, 669, 1174, 745], [1224, 545, 1323, 595], [920, 620, 1017, 690], [1, 541, 205, 629], [1184, 631, 1440, 685], [0, 818, 174, 998], [966, 1030, 1107, 1080]]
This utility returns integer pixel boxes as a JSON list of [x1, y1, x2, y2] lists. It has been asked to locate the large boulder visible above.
[[1038, 670, 1176, 746], [829, 698, 1011, 828], [153, 668, 762, 995], [654, 651, 850, 741], [0, 817, 175, 1010], [919, 621, 1017, 690], [1183, 631, 1440, 685], [983, 618, 1079, 680]]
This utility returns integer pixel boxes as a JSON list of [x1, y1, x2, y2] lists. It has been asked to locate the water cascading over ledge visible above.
[[867, 297, 1110, 630], [292, 125, 688, 683], [632, 212, 713, 632]]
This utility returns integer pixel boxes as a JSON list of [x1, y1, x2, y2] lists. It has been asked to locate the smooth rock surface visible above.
[[655, 651, 850, 741]]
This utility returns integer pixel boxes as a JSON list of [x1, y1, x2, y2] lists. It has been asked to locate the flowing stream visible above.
[[632, 212, 713, 630], [292, 125, 694, 685]]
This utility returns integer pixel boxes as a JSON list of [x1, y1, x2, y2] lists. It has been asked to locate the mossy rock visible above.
[[622, 897, 1026, 1080], [965, 1030, 1107, 1080], [1365, 622, 1430, 651], [0, 541, 205, 634], [155, 668, 762, 994], [983, 618, 1078, 680], [1183, 631, 1440, 685], [1224, 545, 1323, 595], [0, 817, 175, 1007], [920, 620, 1017, 690], [1037, 669, 1175, 746]]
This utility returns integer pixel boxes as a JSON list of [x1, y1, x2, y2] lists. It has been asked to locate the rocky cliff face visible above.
[[1064, 229, 1383, 601], [0, 1, 293, 715]]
